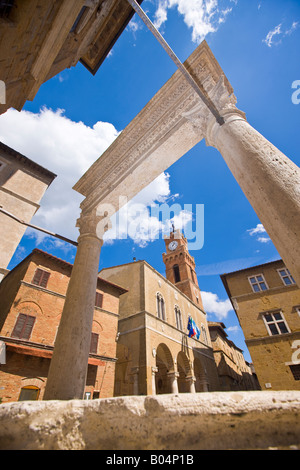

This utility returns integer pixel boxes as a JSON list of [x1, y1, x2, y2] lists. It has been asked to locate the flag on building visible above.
[[187, 316, 200, 340]]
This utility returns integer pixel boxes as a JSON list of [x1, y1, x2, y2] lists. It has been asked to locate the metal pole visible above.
[[126, 0, 225, 125], [0, 206, 78, 246]]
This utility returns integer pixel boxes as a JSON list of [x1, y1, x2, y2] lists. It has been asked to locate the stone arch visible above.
[[194, 357, 208, 392], [155, 343, 174, 394], [15, 300, 43, 316], [177, 351, 192, 393]]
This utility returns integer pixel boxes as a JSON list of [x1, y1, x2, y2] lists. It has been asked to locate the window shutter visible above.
[[11, 313, 27, 338], [11, 314, 35, 339], [32, 268, 43, 285], [95, 292, 103, 308], [32, 268, 50, 288], [22, 315, 36, 340], [39, 271, 50, 288], [90, 333, 99, 354]]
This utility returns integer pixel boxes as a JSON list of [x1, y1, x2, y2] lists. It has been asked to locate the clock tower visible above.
[[162, 229, 204, 309]]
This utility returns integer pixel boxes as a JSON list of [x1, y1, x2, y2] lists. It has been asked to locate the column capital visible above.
[[76, 206, 111, 241], [167, 371, 180, 379], [182, 75, 246, 144]]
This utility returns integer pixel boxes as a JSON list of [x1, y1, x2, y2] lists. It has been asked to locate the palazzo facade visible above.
[[100, 231, 220, 396]]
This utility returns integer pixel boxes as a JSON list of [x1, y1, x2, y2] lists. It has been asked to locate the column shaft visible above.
[[44, 212, 103, 400], [208, 114, 300, 285]]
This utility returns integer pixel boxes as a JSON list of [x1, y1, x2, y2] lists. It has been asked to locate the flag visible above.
[[187, 316, 200, 340]]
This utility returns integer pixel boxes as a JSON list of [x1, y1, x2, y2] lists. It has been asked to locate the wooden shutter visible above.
[[90, 333, 99, 354], [95, 292, 103, 308], [32, 268, 50, 288], [11, 314, 35, 339]]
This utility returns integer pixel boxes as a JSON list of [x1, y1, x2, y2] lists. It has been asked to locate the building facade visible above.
[[0, 249, 126, 403], [208, 322, 260, 391], [0, 142, 56, 281], [0, 0, 144, 115], [100, 231, 223, 396], [221, 260, 300, 391]]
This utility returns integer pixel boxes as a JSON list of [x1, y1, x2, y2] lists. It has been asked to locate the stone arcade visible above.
[[43, 40, 300, 401]]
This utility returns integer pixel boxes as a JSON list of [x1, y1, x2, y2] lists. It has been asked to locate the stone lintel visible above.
[[73, 41, 234, 215]]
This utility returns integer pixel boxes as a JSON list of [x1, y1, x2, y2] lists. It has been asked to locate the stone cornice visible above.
[[73, 41, 234, 214]]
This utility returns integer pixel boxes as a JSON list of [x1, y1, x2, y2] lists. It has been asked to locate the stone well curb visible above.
[[0, 391, 300, 450]]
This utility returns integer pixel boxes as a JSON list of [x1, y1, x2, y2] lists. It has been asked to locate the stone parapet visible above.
[[0, 391, 300, 450]]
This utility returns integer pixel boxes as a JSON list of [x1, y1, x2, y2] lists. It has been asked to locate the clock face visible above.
[[168, 241, 178, 251]]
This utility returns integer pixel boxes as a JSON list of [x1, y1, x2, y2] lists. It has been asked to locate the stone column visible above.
[[43, 208, 105, 400], [167, 372, 179, 394], [207, 111, 300, 285], [186, 376, 196, 394], [151, 367, 158, 395], [185, 77, 300, 286]]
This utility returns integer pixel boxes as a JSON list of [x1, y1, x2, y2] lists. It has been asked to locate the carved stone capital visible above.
[[182, 75, 246, 144], [76, 206, 110, 241]]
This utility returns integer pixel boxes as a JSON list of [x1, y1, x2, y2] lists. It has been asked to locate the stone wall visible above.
[[0, 391, 299, 450]]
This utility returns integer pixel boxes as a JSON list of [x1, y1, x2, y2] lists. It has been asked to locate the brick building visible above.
[[0, 248, 126, 403], [221, 260, 300, 391]]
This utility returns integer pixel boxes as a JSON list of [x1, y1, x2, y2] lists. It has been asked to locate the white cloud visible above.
[[0, 107, 190, 251], [247, 223, 266, 236], [257, 236, 271, 243], [263, 23, 282, 47], [104, 172, 193, 248], [263, 21, 298, 47], [153, 0, 237, 44], [201, 291, 233, 320], [247, 224, 271, 243], [226, 325, 240, 334], [0, 107, 120, 242]]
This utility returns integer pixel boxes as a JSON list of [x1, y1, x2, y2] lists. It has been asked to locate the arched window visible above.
[[173, 264, 180, 283], [156, 293, 165, 321], [175, 305, 183, 331]]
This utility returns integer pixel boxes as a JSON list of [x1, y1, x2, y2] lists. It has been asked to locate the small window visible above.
[[263, 311, 290, 336], [175, 305, 183, 330], [173, 264, 180, 283], [18, 385, 40, 401], [249, 274, 268, 293], [278, 268, 296, 286], [156, 293, 165, 321], [90, 332, 99, 354], [11, 313, 35, 340], [289, 364, 300, 381], [32, 268, 50, 288], [95, 292, 103, 308]]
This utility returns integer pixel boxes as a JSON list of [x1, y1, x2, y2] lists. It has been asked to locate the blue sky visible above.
[[1, 0, 300, 362]]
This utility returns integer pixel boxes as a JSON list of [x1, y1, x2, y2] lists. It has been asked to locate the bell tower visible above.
[[162, 228, 204, 309]]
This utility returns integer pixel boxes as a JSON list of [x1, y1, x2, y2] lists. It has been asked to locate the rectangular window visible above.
[[278, 268, 296, 286], [249, 274, 268, 292], [90, 332, 99, 354], [289, 365, 300, 381], [11, 313, 35, 340], [263, 311, 290, 336], [32, 268, 50, 288], [95, 292, 103, 308]]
